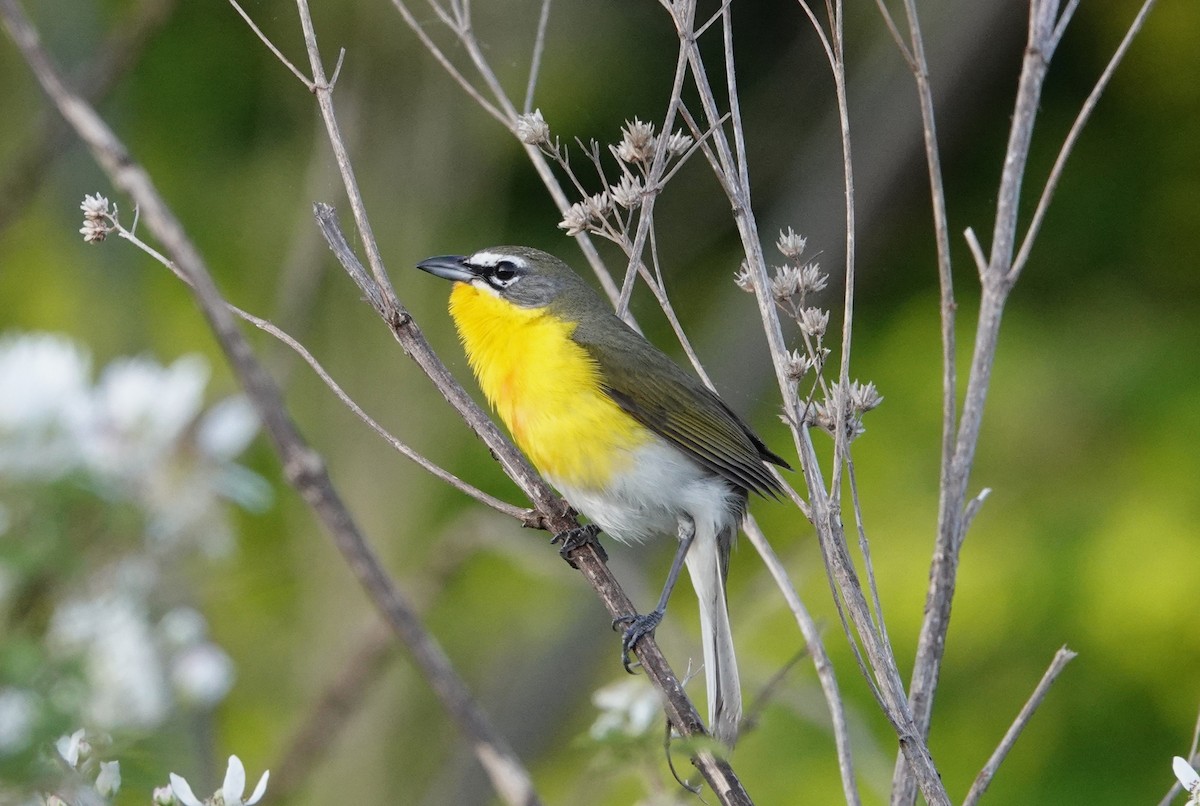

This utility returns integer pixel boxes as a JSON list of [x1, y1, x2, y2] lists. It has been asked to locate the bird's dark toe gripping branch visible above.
[[418, 246, 789, 747]]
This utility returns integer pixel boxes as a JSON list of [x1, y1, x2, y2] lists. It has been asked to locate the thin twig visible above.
[[964, 226, 987, 275], [1010, 0, 1158, 283], [0, 0, 176, 236], [0, 4, 545, 804], [962, 647, 1077, 806], [743, 515, 862, 806], [892, 4, 1160, 802], [226, 0, 313, 88], [108, 206, 524, 521], [674, 0, 950, 799], [522, 0, 551, 113]]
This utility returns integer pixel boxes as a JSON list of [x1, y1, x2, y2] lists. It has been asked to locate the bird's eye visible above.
[[492, 261, 518, 283]]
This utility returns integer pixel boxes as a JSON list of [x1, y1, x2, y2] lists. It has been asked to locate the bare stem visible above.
[[962, 647, 1077, 805], [0, 3, 544, 803]]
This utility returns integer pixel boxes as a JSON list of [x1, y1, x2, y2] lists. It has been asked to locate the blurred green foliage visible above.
[[1, 0, 1197, 803]]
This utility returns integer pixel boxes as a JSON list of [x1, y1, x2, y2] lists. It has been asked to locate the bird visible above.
[[417, 245, 790, 746]]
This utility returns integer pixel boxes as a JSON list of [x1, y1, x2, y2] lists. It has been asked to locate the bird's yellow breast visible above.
[[448, 283, 649, 488]]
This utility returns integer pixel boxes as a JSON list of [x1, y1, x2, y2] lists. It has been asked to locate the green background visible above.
[[1, 0, 1197, 803]]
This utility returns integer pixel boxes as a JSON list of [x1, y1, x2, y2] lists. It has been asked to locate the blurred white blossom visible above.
[[589, 678, 660, 739], [48, 591, 169, 730], [170, 642, 235, 708], [158, 607, 209, 649], [0, 333, 92, 479], [56, 728, 88, 768], [0, 688, 38, 755], [94, 760, 121, 797], [0, 332, 266, 806]]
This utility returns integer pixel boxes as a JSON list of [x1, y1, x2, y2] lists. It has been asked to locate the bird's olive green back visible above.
[[567, 304, 790, 499]]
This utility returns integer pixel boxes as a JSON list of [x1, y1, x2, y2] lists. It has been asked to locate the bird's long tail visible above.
[[684, 522, 741, 746]]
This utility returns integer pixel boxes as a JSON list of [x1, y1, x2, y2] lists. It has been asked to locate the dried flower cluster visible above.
[[762, 227, 835, 386], [515, 109, 550, 145], [79, 193, 113, 243], [551, 117, 694, 241], [802, 379, 884, 441]]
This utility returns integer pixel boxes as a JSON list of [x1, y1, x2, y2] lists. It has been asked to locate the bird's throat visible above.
[[447, 283, 649, 488]]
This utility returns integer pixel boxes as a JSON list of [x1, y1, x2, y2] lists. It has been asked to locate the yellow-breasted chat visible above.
[[418, 245, 789, 746]]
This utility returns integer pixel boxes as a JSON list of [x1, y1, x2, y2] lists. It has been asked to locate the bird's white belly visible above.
[[549, 437, 744, 544]]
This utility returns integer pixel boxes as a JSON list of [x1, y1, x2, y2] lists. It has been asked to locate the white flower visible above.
[[558, 201, 590, 236], [0, 688, 39, 755], [171, 756, 268, 806], [196, 397, 258, 462], [95, 759, 122, 797], [85, 354, 210, 479], [168, 773, 202, 806], [48, 591, 170, 730], [515, 109, 550, 145], [56, 728, 88, 768], [0, 332, 93, 479], [159, 607, 209, 649], [171, 643, 235, 708], [152, 785, 177, 805], [589, 679, 660, 739], [1174, 756, 1200, 802]]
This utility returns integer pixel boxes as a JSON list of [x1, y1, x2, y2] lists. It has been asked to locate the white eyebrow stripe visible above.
[[469, 251, 527, 269]]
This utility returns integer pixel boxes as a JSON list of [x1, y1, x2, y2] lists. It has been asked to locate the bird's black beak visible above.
[[416, 255, 476, 283]]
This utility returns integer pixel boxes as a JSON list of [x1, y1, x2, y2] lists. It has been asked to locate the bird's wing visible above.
[[573, 317, 789, 499]]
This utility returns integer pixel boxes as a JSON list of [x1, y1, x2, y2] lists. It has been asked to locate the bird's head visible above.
[[417, 246, 602, 316]]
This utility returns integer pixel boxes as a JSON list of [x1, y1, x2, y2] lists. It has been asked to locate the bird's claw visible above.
[[551, 523, 606, 567], [612, 610, 664, 673]]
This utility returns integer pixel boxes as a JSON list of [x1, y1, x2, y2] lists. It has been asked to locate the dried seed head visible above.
[[797, 262, 828, 296], [664, 130, 693, 157], [804, 379, 882, 440], [849, 380, 883, 412], [557, 191, 613, 236], [559, 203, 589, 236], [515, 109, 551, 145], [770, 264, 801, 301], [798, 307, 829, 338], [610, 174, 644, 209], [784, 349, 813, 382], [80, 218, 109, 243], [615, 118, 657, 164], [80, 193, 110, 220], [734, 261, 756, 293], [584, 190, 612, 217], [776, 227, 807, 259]]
